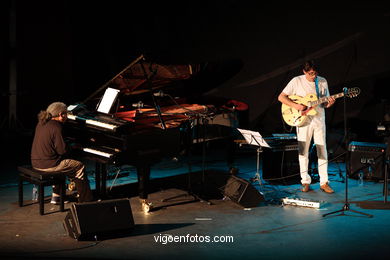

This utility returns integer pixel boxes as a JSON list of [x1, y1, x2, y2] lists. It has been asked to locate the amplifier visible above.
[[347, 141, 387, 180], [348, 141, 387, 153], [262, 148, 299, 181]]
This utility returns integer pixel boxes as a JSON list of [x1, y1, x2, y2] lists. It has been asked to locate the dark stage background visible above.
[[1, 1, 390, 164]]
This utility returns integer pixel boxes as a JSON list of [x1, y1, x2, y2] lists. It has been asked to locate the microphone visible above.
[[132, 101, 144, 108], [153, 90, 168, 97], [343, 87, 348, 94]]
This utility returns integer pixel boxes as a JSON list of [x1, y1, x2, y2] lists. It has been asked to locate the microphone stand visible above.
[[151, 94, 166, 130], [198, 113, 213, 205], [161, 113, 211, 205], [384, 156, 389, 203], [323, 88, 372, 218], [140, 60, 166, 130]]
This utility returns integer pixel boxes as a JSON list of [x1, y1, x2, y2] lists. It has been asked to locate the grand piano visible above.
[[64, 54, 243, 199]]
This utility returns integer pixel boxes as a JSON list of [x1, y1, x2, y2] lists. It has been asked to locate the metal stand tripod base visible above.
[[250, 147, 276, 199], [160, 169, 213, 205], [323, 203, 373, 218], [161, 148, 213, 206], [250, 148, 265, 192], [161, 185, 213, 205], [161, 192, 211, 207], [251, 173, 265, 195], [161, 191, 198, 203], [251, 173, 264, 186]]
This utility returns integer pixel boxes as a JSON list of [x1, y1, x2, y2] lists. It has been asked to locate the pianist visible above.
[[31, 102, 94, 203]]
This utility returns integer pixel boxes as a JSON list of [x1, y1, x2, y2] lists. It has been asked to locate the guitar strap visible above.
[[314, 77, 320, 97]]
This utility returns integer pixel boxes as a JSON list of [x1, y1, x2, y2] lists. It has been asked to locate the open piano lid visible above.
[[84, 55, 197, 103], [83, 54, 243, 104]]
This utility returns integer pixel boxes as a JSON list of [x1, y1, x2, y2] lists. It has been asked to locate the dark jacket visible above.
[[31, 120, 67, 169]]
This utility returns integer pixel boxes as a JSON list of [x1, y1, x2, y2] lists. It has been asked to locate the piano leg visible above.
[[95, 163, 101, 197], [101, 163, 107, 198], [136, 165, 151, 199], [94, 162, 107, 199], [95, 163, 150, 201], [137, 165, 155, 213]]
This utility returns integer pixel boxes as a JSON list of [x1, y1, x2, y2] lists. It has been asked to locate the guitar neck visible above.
[[310, 92, 344, 106]]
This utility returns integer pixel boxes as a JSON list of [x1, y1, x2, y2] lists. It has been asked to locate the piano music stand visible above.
[[96, 87, 120, 114], [237, 128, 271, 194]]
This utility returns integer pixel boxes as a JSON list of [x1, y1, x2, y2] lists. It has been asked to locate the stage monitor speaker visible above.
[[63, 198, 134, 241], [348, 141, 387, 180], [223, 175, 264, 208]]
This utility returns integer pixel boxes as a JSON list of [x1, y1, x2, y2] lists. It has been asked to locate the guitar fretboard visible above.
[[310, 92, 344, 106]]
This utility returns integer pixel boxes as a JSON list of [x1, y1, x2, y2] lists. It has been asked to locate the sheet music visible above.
[[237, 128, 270, 148], [97, 87, 120, 114]]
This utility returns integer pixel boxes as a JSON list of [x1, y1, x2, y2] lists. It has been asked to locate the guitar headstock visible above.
[[345, 87, 360, 98]]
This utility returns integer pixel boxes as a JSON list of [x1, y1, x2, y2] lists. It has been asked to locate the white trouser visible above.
[[296, 121, 328, 185]]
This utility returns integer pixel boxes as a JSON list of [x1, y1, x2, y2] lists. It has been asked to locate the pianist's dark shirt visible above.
[[31, 120, 67, 169]]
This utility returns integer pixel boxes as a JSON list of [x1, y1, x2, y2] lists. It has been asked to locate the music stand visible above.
[[237, 128, 271, 193]]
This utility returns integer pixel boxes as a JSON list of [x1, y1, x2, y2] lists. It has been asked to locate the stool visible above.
[[18, 165, 66, 215]]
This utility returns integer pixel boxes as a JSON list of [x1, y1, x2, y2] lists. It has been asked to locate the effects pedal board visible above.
[[282, 197, 321, 209]]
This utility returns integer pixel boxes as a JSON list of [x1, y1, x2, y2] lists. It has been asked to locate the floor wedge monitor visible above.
[[63, 198, 134, 240], [223, 175, 264, 208]]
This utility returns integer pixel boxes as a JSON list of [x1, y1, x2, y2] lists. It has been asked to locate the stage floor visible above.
[[1, 148, 390, 260]]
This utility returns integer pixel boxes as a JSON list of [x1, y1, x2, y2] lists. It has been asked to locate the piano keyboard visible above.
[[83, 147, 114, 158], [85, 119, 118, 130], [67, 113, 119, 131], [67, 114, 77, 120]]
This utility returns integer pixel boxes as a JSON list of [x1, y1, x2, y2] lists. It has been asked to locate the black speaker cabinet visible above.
[[262, 148, 300, 182], [223, 175, 264, 208], [63, 198, 134, 240], [348, 141, 387, 180]]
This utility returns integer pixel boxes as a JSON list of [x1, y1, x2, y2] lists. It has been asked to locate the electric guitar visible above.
[[281, 87, 360, 127]]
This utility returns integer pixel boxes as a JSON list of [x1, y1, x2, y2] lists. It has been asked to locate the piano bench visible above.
[[17, 165, 66, 215]]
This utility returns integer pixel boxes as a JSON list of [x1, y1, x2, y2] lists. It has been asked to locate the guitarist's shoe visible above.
[[301, 184, 310, 192], [320, 183, 334, 194]]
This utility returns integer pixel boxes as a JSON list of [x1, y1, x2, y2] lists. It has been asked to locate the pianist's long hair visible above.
[[37, 102, 67, 125]]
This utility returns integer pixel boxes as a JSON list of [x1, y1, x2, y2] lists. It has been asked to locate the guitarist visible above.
[[278, 60, 335, 193]]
